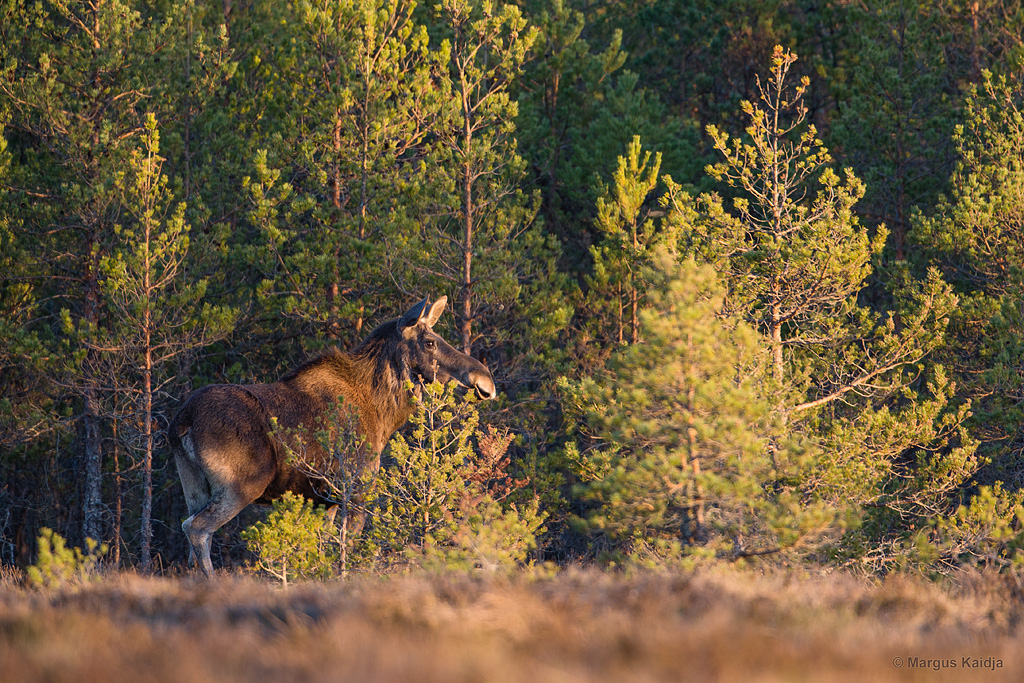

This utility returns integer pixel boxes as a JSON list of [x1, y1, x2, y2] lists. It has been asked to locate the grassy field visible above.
[[0, 567, 1021, 682]]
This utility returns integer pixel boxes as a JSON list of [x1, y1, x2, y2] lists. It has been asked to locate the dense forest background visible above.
[[3, 0, 1024, 576]]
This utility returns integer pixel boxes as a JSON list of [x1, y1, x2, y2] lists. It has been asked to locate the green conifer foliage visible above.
[[689, 46, 973, 569], [414, 0, 541, 354], [705, 46, 883, 394], [227, 0, 441, 354], [909, 66, 1024, 567], [266, 399, 376, 576], [241, 493, 339, 587], [361, 381, 544, 571], [586, 136, 666, 347], [0, 118, 52, 459], [27, 528, 107, 590], [515, 0, 627, 234], [828, 0, 956, 258], [404, 1, 575, 505], [516, 0, 703, 267], [5, 0, 1024, 576], [932, 483, 1024, 569], [914, 68, 1024, 299], [564, 252, 818, 565]]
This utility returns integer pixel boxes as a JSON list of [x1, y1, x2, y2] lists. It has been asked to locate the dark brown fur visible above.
[[168, 297, 495, 576]]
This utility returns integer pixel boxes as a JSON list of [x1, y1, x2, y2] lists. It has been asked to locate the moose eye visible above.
[[425, 339, 436, 351]]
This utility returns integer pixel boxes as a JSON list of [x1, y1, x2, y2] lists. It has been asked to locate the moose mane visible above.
[[280, 320, 408, 396]]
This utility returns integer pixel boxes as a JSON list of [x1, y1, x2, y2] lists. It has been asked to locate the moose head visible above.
[[397, 296, 496, 399]]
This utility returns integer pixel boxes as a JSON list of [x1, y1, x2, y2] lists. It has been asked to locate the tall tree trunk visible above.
[[183, 4, 193, 200], [112, 406, 123, 567], [332, 110, 344, 211], [140, 345, 153, 571], [460, 77, 474, 355], [82, 228, 104, 544], [630, 285, 639, 345], [82, 22, 105, 545], [616, 281, 624, 345], [461, 163, 473, 354], [630, 222, 640, 344], [356, 80, 372, 336], [327, 109, 344, 339], [81, 389, 103, 543], [685, 335, 704, 537], [139, 218, 154, 571], [771, 301, 784, 387], [113, 446, 122, 566]]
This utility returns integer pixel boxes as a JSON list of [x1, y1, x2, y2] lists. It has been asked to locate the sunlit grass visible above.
[[0, 567, 1020, 682]]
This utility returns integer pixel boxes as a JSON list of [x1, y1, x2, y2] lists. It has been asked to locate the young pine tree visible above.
[[418, 0, 540, 354], [227, 0, 440, 363], [704, 46, 881, 396], [361, 380, 544, 572], [563, 251, 823, 566], [586, 136, 666, 347], [910, 66, 1024, 567], [693, 46, 974, 569], [101, 116, 235, 570], [241, 493, 339, 587], [269, 398, 376, 575]]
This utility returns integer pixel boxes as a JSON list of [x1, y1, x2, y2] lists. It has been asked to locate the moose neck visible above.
[[281, 325, 415, 453]]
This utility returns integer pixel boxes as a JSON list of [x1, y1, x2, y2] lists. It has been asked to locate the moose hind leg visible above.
[[175, 451, 211, 516], [182, 487, 252, 577], [174, 441, 212, 568]]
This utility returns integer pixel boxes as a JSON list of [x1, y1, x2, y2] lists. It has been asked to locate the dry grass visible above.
[[0, 567, 1021, 682], [0, 564, 23, 589]]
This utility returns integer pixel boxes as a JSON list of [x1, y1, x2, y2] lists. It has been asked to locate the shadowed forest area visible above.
[[5, 0, 1024, 588]]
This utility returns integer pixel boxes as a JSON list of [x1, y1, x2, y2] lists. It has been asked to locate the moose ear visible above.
[[400, 297, 430, 328], [423, 296, 447, 328]]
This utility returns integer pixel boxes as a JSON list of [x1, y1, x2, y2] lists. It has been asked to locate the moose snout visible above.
[[471, 370, 497, 400]]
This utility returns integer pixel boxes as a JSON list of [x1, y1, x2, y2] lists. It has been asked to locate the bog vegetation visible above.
[[3, 0, 1024, 581], [2, 569, 1023, 682]]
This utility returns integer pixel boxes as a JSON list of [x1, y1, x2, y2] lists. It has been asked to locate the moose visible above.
[[168, 296, 496, 576]]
